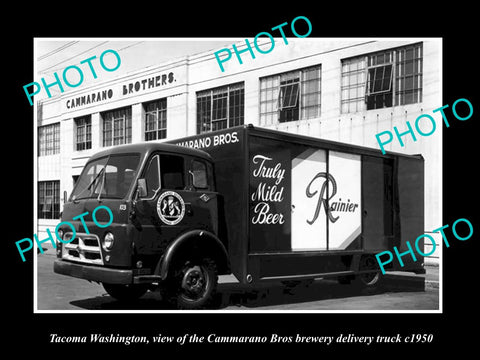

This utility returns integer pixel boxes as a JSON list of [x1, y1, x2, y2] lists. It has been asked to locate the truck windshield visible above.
[[70, 154, 141, 201]]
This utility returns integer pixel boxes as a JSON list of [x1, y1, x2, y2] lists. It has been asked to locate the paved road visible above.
[[36, 251, 439, 311]]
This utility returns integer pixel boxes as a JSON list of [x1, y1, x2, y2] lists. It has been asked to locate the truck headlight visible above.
[[103, 232, 115, 250], [63, 232, 74, 243]]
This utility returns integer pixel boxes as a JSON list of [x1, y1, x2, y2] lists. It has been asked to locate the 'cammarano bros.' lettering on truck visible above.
[[54, 125, 425, 309]]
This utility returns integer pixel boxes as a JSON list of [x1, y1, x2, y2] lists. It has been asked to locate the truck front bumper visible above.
[[54, 259, 133, 284]]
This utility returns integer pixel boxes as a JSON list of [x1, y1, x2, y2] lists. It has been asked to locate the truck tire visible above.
[[102, 283, 148, 302], [353, 255, 384, 291], [161, 257, 218, 309]]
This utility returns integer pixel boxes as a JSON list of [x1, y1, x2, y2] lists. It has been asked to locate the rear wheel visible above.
[[357, 255, 383, 286], [337, 255, 383, 289], [102, 283, 148, 302], [353, 255, 384, 291], [161, 257, 218, 309]]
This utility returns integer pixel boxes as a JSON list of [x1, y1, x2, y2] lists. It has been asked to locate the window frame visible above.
[[190, 159, 210, 190], [196, 82, 244, 134], [102, 107, 132, 147], [259, 65, 321, 125], [341, 42, 423, 113], [159, 154, 186, 191], [144, 98, 167, 141], [38, 180, 60, 219], [366, 63, 394, 96], [38, 123, 60, 156], [75, 115, 92, 151], [278, 81, 300, 110], [141, 154, 162, 200]]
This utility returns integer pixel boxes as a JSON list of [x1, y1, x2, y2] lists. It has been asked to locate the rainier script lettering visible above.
[[251, 155, 285, 225], [306, 172, 359, 225]]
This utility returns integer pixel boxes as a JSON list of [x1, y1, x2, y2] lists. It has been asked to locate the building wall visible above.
[[36, 38, 442, 264]]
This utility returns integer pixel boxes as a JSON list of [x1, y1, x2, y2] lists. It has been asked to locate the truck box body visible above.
[[171, 125, 425, 284]]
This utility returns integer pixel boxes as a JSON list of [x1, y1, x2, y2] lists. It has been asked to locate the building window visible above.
[[197, 82, 244, 134], [144, 99, 167, 141], [38, 123, 60, 156], [341, 42, 423, 113], [75, 115, 92, 151], [102, 107, 132, 146], [278, 71, 300, 123], [38, 181, 60, 219], [260, 65, 321, 125]]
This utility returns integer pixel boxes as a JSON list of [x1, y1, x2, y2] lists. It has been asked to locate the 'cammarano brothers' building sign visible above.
[[65, 71, 176, 110]]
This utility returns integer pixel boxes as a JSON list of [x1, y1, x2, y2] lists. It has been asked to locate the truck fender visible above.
[[156, 230, 230, 280]]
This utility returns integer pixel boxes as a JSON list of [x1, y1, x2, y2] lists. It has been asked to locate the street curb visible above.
[[424, 265, 439, 290], [425, 279, 439, 290], [387, 266, 439, 291]]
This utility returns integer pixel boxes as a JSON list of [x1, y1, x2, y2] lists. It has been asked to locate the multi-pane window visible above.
[[38, 181, 60, 219], [102, 107, 132, 146], [260, 65, 321, 125], [341, 42, 423, 113], [365, 51, 394, 109], [278, 71, 300, 122], [395, 44, 423, 105], [75, 115, 91, 151], [38, 123, 60, 156], [145, 99, 167, 141], [197, 82, 244, 134]]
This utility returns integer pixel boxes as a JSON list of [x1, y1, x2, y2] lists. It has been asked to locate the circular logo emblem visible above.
[[156, 191, 185, 225]]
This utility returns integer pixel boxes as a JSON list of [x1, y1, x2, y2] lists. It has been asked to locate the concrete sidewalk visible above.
[[388, 265, 439, 290], [424, 265, 440, 289]]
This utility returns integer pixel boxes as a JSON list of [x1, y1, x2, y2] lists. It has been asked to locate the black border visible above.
[[7, 5, 479, 354]]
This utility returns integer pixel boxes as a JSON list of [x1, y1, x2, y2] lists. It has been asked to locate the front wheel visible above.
[[161, 257, 218, 309]]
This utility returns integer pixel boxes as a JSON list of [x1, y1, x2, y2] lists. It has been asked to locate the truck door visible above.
[[186, 157, 219, 236], [134, 153, 217, 256]]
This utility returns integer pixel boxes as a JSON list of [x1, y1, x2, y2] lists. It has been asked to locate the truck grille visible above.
[[61, 232, 104, 265]]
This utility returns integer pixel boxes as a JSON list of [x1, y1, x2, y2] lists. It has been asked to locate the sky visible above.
[[34, 39, 234, 99]]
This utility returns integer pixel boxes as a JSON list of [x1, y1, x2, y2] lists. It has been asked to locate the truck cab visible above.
[[54, 142, 230, 309]]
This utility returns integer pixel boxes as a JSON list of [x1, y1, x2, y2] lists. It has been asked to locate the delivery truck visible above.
[[53, 125, 425, 309]]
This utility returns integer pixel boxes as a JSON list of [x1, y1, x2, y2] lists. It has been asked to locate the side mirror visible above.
[[63, 190, 67, 204], [137, 178, 148, 198]]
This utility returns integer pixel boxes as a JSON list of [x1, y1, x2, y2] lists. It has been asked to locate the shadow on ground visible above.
[[70, 273, 427, 310]]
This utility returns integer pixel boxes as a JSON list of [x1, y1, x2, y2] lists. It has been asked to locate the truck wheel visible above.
[[162, 257, 218, 309], [102, 283, 148, 302], [354, 255, 383, 290]]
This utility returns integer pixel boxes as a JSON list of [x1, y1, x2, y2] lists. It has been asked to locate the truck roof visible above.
[[88, 141, 213, 162]]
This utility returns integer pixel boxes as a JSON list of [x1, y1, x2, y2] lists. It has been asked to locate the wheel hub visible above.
[[181, 265, 206, 296]]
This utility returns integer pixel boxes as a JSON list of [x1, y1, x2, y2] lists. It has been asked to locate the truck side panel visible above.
[[362, 156, 395, 252], [171, 126, 425, 283], [394, 156, 425, 271], [247, 132, 365, 282]]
